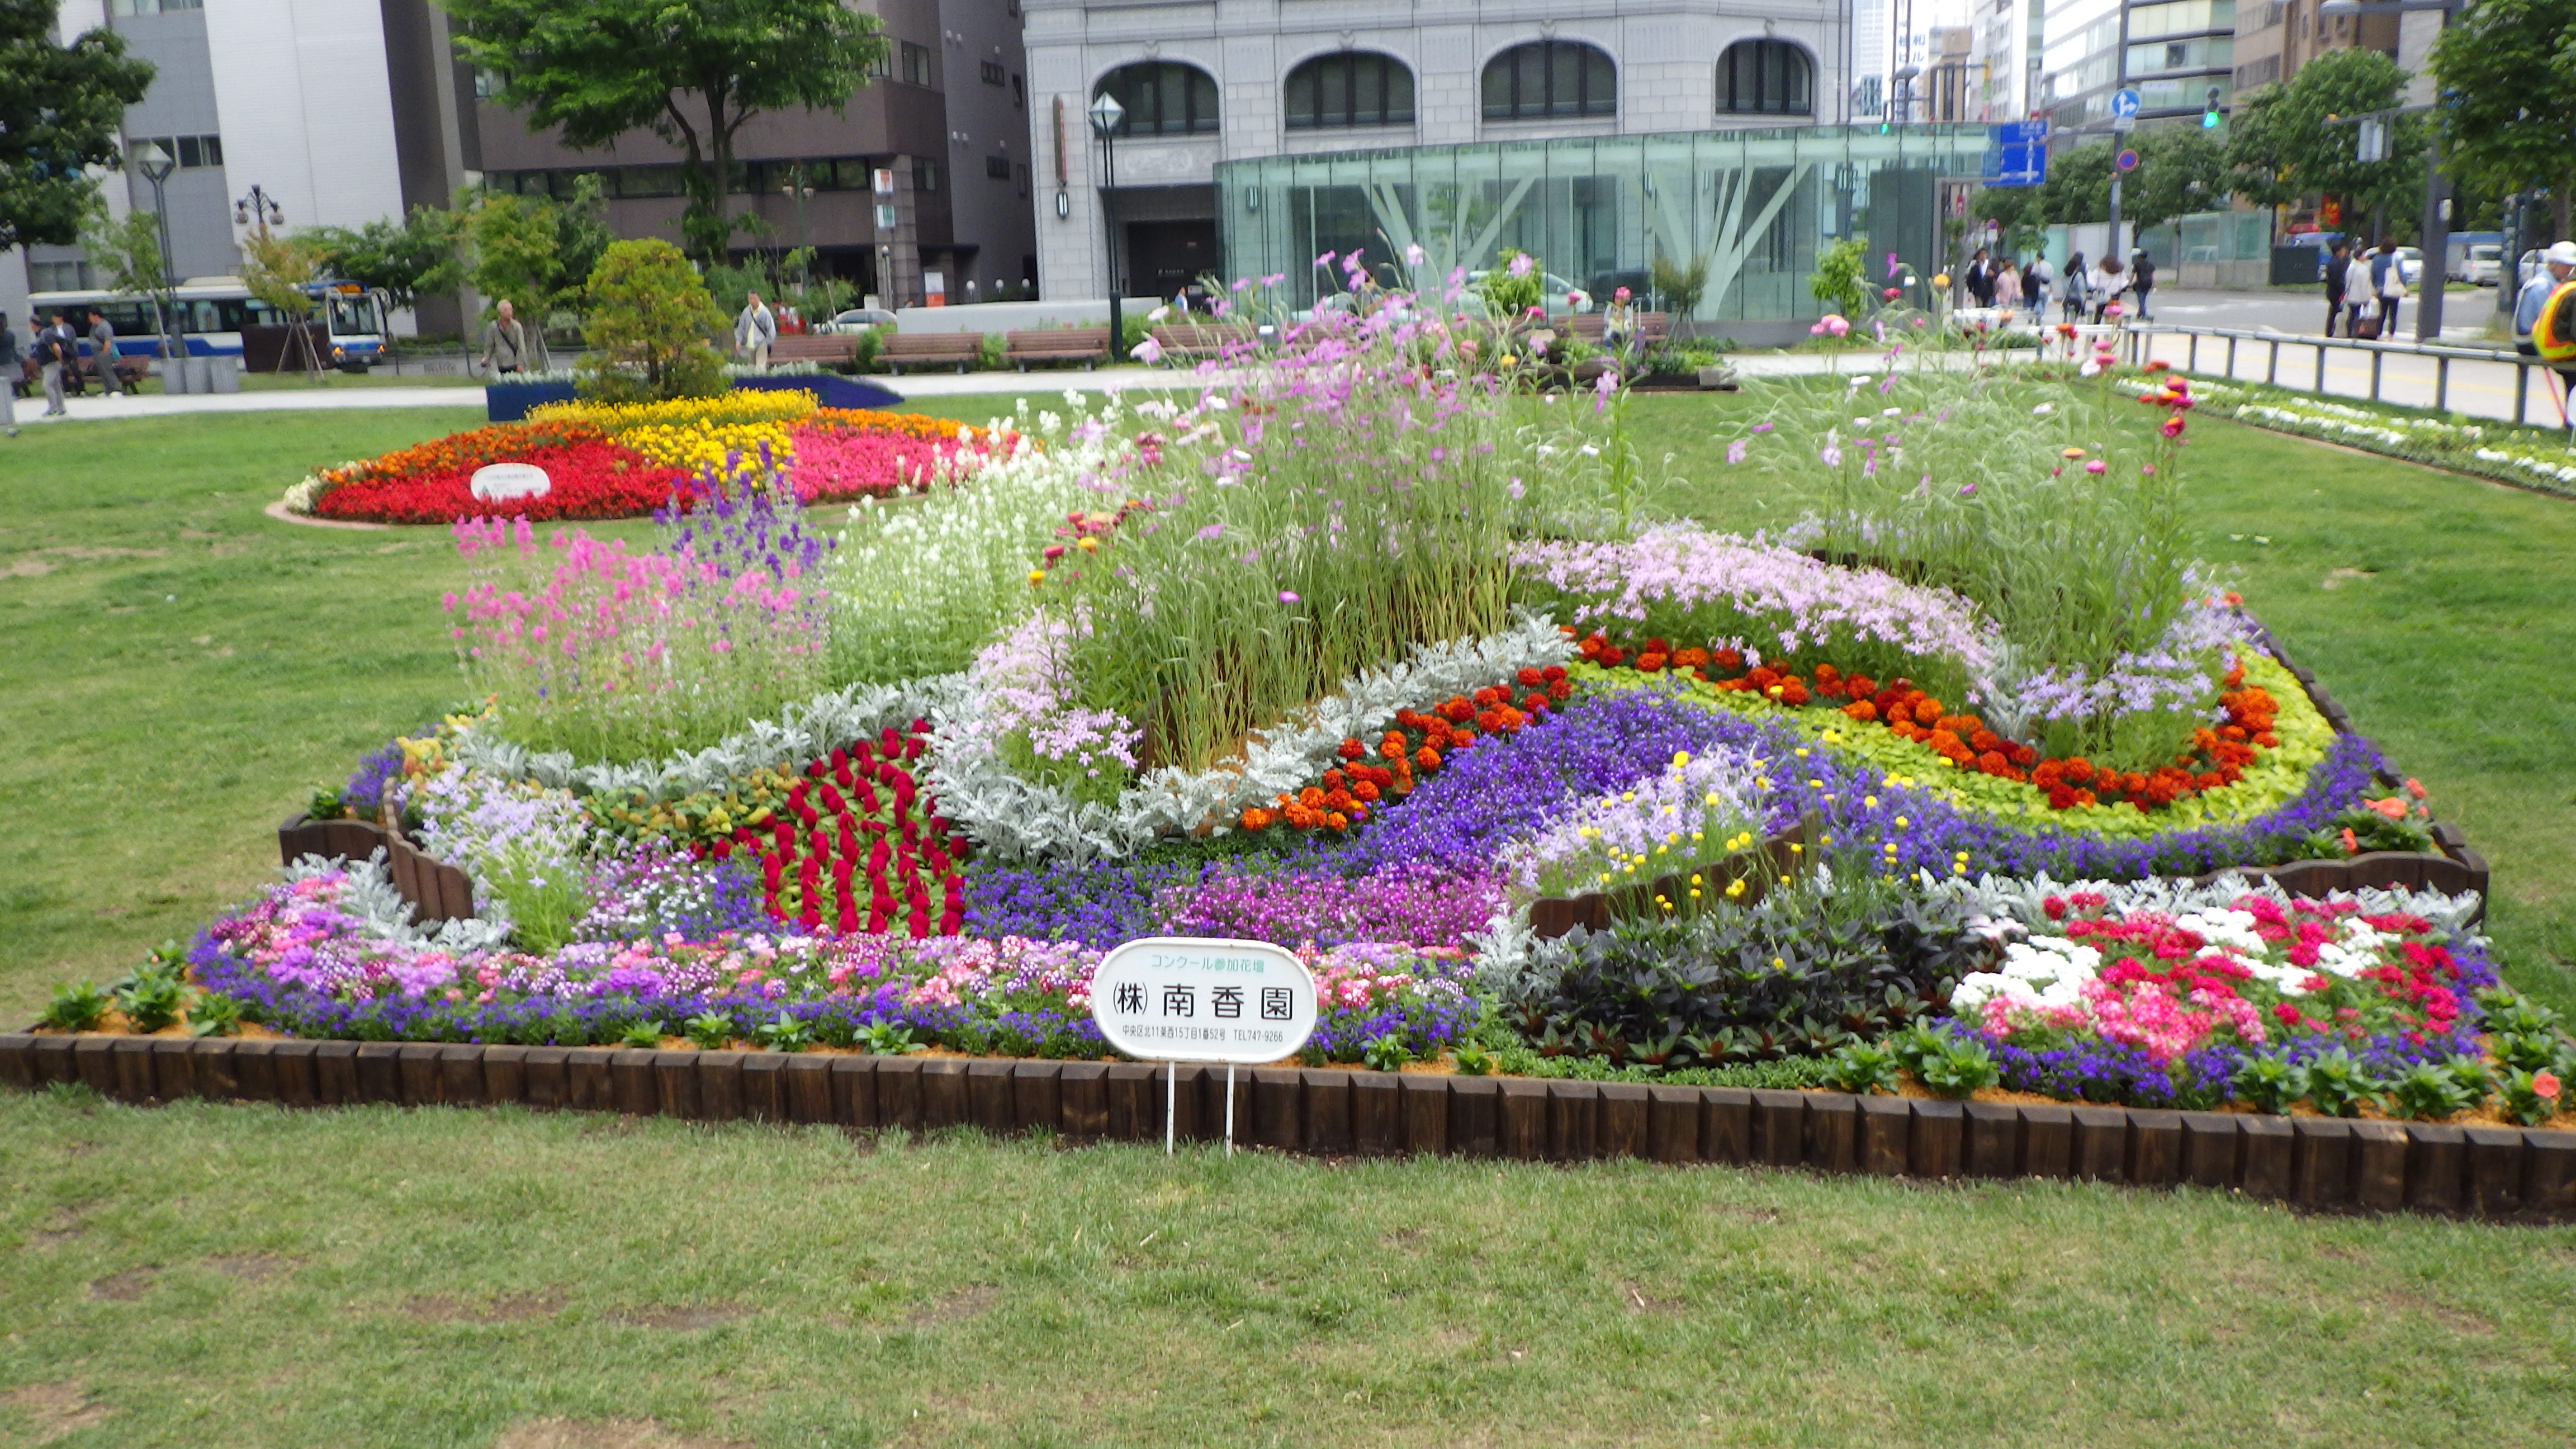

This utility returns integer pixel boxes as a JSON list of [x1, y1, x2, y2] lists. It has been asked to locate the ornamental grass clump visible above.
[[445, 481, 834, 763], [1045, 302, 1516, 770], [1730, 363, 2208, 768], [827, 394, 1156, 684]]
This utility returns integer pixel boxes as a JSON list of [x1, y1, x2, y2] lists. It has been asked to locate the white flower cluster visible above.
[[926, 612, 1577, 861], [282, 850, 515, 953], [1948, 902, 2401, 1017]]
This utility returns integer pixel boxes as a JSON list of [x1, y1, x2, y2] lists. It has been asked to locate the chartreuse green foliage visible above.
[[1598, 652, 2336, 841]]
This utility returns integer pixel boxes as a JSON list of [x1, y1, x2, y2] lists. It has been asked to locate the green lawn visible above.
[[6, 391, 2576, 1446]]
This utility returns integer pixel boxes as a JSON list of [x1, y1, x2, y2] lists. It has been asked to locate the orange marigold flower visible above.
[[1337, 738, 1365, 760], [1843, 700, 1878, 722], [1415, 745, 1442, 770]]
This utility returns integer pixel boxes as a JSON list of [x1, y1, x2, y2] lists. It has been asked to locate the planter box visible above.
[[7, 1029, 2565, 1221], [484, 374, 908, 423], [276, 815, 475, 924]]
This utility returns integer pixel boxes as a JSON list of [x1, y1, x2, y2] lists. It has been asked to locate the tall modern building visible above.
[[1021, 0, 1991, 340], [2042, 0, 2233, 135], [10, 0, 1037, 330]]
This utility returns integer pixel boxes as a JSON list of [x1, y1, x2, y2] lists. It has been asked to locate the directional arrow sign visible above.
[[2110, 88, 2141, 120]]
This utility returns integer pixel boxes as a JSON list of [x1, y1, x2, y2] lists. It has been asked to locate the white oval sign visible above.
[[1090, 936, 1318, 1064], [470, 462, 552, 502]]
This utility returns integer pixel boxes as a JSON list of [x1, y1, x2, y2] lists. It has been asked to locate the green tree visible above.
[[238, 226, 328, 375], [577, 238, 726, 402], [2125, 127, 2231, 230], [79, 199, 170, 340], [1971, 187, 2047, 256], [2040, 143, 2117, 224], [458, 177, 611, 328], [0, 0, 154, 250], [2225, 49, 2425, 231], [1807, 236, 1867, 316], [2434, 0, 2576, 239], [439, 0, 886, 262], [306, 206, 464, 311]]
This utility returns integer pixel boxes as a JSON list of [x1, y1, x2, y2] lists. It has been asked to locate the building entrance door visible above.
[[1124, 220, 1220, 302]]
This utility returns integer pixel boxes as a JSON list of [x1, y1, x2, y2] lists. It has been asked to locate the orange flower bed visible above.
[[1571, 630, 2281, 815], [1238, 669, 1574, 835], [313, 418, 607, 494]]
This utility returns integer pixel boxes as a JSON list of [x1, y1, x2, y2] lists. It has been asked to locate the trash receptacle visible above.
[[206, 356, 241, 394], [182, 356, 213, 393], [160, 357, 194, 394]]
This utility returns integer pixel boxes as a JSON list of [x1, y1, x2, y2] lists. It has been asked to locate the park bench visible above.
[[1003, 326, 1111, 371], [879, 332, 984, 375], [768, 334, 858, 368], [1566, 311, 1674, 346], [1148, 321, 1256, 362]]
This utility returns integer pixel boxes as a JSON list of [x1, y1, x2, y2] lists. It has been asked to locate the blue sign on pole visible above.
[[2110, 88, 2142, 120], [1987, 119, 2048, 188]]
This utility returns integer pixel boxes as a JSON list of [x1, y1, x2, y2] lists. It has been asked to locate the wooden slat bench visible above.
[[1003, 326, 1111, 371], [1149, 322, 1256, 362], [768, 334, 858, 367], [1567, 311, 1674, 346], [879, 332, 984, 375]]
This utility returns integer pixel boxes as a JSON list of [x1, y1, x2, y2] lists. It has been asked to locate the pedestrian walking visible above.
[[2513, 240, 2576, 427], [1964, 247, 1995, 308], [2022, 256, 2051, 321], [2375, 242, 2406, 334], [2089, 256, 2125, 324], [2322, 239, 2352, 337], [2129, 248, 2157, 321], [0, 312, 19, 437], [2061, 252, 2090, 324], [35, 312, 75, 416], [736, 292, 777, 370], [87, 307, 121, 396], [1992, 261, 2022, 318], [477, 300, 548, 377]]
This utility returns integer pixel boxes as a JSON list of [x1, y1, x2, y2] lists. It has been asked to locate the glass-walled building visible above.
[[1216, 125, 1993, 334]]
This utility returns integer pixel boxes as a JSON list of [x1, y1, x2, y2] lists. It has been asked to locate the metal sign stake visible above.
[[1166, 1058, 1176, 1156], [1224, 1066, 1236, 1158]]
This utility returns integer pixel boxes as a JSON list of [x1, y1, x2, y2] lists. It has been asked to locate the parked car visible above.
[[2393, 247, 2423, 288], [2459, 244, 2503, 287], [815, 307, 898, 334]]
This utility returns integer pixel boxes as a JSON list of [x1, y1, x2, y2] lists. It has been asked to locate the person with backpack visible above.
[[2372, 240, 2405, 335], [2515, 240, 2576, 428], [2061, 252, 2090, 323], [2022, 255, 2051, 321]]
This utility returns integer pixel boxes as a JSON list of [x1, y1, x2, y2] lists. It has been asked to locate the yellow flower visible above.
[[1673, 750, 1692, 766], [1726, 879, 1746, 898], [1027, 569, 1046, 585]]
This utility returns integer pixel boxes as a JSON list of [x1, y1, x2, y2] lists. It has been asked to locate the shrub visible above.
[[40, 981, 107, 1033], [1807, 237, 1867, 319], [577, 238, 727, 403]]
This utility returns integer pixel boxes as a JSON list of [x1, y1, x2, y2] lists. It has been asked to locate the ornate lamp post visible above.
[[131, 140, 182, 368], [1087, 89, 1126, 355]]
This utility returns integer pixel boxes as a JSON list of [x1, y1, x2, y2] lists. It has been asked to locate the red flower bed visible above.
[[1573, 629, 2280, 815], [310, 439, 697, 525]]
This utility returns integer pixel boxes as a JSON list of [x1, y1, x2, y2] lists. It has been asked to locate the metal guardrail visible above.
[[2112, 321, 2571, 425]]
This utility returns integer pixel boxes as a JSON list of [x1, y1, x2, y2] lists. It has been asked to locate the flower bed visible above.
[[2122, 372, 2576, 500], [286, 393, 1000, 524], [50, 287, 2568, 1180]]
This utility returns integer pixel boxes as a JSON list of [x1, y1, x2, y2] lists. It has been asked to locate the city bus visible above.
[[25, 277, 389, 368]]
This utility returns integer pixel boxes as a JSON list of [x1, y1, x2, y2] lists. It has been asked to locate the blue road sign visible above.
[[2110, 88, 2142, 120], [1987, 120, 2049, 187], [2115, 148, 2141, 172]]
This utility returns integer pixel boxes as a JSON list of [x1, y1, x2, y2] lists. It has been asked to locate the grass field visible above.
[[4, 389, 2575, 1445]]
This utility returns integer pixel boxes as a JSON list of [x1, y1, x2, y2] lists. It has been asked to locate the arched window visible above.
[[1480, 41, 1616, 121], [1285, 51, 1416, 129], [1095, 61, 1220, 136], [1718, 40, 1814, 116]]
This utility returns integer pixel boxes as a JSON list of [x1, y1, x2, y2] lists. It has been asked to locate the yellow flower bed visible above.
[[527, 391, 817, 434], [618, 419, 801, 484]]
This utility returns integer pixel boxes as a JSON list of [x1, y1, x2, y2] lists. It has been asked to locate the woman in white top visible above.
[[2089, 258, 2127, 323]]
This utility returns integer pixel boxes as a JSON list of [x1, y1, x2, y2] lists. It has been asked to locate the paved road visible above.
[[2134, 285, 2517, 345]]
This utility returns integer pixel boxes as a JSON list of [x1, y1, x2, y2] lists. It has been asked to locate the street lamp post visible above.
[[2319, 0, 2468, 341], [1087, 89, 1126, 358], [131, 140, 183, 373], [779, 164, 817, 290]]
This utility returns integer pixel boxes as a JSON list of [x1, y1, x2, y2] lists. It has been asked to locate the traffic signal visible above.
[[2201, 86, 2223, 129]]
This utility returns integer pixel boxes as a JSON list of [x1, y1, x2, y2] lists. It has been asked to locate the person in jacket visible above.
[[2021, 256, 2051, 321], [2374, 242, 2407, 334], [2128, 248, 2157, 321], [736, 292, 778, 369], [477, 300, 549, 376], [35, 313, 76, 416], [1992, 261, 2021, 316], [2061, 252, 2090, 323], [1963, 248, 1995, 307], [2322, 239, 2352, 337]]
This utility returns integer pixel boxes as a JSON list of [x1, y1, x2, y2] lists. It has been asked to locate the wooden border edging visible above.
[[6, 1033, 2568, 1220]]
